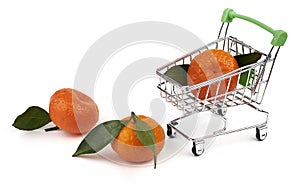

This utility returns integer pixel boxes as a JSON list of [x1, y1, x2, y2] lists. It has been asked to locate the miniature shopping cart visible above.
[[156, 8, 287, 156]]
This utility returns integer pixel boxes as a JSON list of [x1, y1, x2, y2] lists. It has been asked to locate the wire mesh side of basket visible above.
[[156, 37, 275, 115]]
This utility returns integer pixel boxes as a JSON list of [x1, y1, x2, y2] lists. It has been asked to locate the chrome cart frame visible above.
[[156, 8, 287, 156]]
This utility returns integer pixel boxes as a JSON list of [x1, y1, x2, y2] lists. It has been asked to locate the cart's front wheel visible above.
[[167, 125, 176, 137], [256, 126, 267, 141]]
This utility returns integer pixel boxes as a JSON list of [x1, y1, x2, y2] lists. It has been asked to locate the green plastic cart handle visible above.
[[221, 8, 287, 46]]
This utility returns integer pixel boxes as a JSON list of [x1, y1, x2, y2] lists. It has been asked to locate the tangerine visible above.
[[49, 88, 99, 134], [111, 115, 165, 163], [187, 49, 239, 100]]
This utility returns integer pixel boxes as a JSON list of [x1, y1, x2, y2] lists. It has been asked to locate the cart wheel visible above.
[[192, 141, 205, 156], [167, 125, 175, 137], [256, 127, 267, 141], [217, 108, 227, 116]]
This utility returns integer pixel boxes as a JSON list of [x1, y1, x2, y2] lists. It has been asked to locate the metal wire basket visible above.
[[156, 8, 287, 156]]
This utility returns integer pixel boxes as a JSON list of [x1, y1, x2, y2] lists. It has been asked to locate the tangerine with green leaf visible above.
[[111, 114, 165, 164]]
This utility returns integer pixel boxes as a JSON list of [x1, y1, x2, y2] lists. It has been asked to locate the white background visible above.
[[0, 0, 298, 185]]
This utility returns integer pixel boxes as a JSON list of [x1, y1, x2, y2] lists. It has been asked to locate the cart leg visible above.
[[192, 140, 205, 156], [167, 123, 176, 137], [256, 125, 268, 141]]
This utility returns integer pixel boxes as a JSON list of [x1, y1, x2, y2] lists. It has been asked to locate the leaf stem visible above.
[[131, 111, 137, 124], [44, 126, 60, 132]]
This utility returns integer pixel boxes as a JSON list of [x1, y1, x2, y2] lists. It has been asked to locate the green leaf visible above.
[[239, 69, 255, 86], [72, 120, 126, 157], [164, 64, 190, 86], [234, 52, 262, 67], [235, 53, 261, 87], [12, 106, 51, 131], [132, 112, 157, 169]]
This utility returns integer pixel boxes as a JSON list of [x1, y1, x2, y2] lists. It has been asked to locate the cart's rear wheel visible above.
[[192, 141, 205, 156], [217, 107, 227, 116], [256, 127, 267, 141], [192, 146, 198, 156]]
